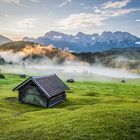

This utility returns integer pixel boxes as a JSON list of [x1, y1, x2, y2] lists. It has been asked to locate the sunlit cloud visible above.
[[56, 13, 106, 30], [56, 7, 138, 30], [60, 0, 139, 32], [3, 14, 11, 18], [101, 8, 138, 17], [1, 0, 40, 5], [17, 18, 37, 31], [1, 0, 20, 4], [136, 19, 140, 21], [102, 0, 131, 9]]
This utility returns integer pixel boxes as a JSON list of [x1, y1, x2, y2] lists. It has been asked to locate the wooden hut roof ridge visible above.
[[32, 74, 69, 97], [31, 77, 51, 98]]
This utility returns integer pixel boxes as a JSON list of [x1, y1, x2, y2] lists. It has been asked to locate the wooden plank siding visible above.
[[48, 92, 66, 107], [18, 82, 48, 107]]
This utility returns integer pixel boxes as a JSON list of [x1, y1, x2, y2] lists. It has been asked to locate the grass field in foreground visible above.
[[0, 75, 140, 140]]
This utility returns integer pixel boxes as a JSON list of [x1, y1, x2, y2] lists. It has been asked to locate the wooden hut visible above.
[[13, 74, 69, 107]]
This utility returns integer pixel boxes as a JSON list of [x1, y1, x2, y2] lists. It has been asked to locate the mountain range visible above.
[[23, 31, 140, 52], [0, 31, 140, 52]]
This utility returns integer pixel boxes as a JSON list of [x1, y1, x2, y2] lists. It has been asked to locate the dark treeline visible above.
[[73, 47, 140, 72], [0, 56, 6, 65]]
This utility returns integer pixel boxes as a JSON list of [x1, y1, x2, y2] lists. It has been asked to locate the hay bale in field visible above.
[[121, 79, 126, 83], [19, 74, 26, 78], [67, 79, 75, 83]]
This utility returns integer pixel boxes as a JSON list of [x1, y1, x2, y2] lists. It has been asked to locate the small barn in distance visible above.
[[13, 74, 69, 107]]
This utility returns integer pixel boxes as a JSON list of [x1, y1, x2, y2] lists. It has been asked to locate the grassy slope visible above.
[[0, 75, 140, 140]]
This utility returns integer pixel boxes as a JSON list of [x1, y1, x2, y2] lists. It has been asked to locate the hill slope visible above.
[[0, 41, 37, 52], [0, 75, 140, 140], [0, 41, 76, 64]]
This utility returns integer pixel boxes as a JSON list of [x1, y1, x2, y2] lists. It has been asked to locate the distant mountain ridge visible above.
[[23, 31, 140, 52], [0, 35, 12, 45]]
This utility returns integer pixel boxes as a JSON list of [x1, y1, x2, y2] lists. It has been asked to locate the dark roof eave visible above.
[[13, 77, 32, 91], [13, 77, 50, 98]]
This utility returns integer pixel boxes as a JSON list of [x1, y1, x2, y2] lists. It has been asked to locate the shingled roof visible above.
[[13, 74, 69, 98]]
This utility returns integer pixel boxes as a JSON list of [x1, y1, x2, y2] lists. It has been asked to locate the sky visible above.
[[0, 0, 140, 40]]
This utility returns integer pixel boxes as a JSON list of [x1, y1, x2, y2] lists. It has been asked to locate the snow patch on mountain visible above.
[[23, 31, 140, 52]]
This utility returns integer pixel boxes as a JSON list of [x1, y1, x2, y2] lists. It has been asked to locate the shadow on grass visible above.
[[66, 90, 74, 93], [2, 97, 44, 115], [4, 97, 17, 102], [54, 97, 100, 110], [82, 92, 99, 97]]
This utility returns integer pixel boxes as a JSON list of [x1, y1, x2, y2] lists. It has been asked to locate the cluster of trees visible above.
[[74, 47, 140, 73], [0, 56, 5, 65]]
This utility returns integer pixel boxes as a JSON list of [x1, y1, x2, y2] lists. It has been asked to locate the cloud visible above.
[[59, 0, 72, 8], [56, 7, 138, 30], [136, 19, 140, 22], [102, 0, 131, 9], [17, 18, 37, 31], [1, 0, 39, 4], [55, 0, 139, 31], [80, 3, 85, 6], [56, 13, 106, 30], [101, 8, 138, 17], [4, 14, 11, 18], [1, 0, 20, 4], [82, 0, 131, 11], [30, 0, 40, 2]]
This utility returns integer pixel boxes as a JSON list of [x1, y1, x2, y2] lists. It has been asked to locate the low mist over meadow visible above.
[[0, 41, 140, 81]]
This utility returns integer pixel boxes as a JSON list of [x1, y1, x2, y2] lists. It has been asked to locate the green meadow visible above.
[[0, 75, 140, 140]]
